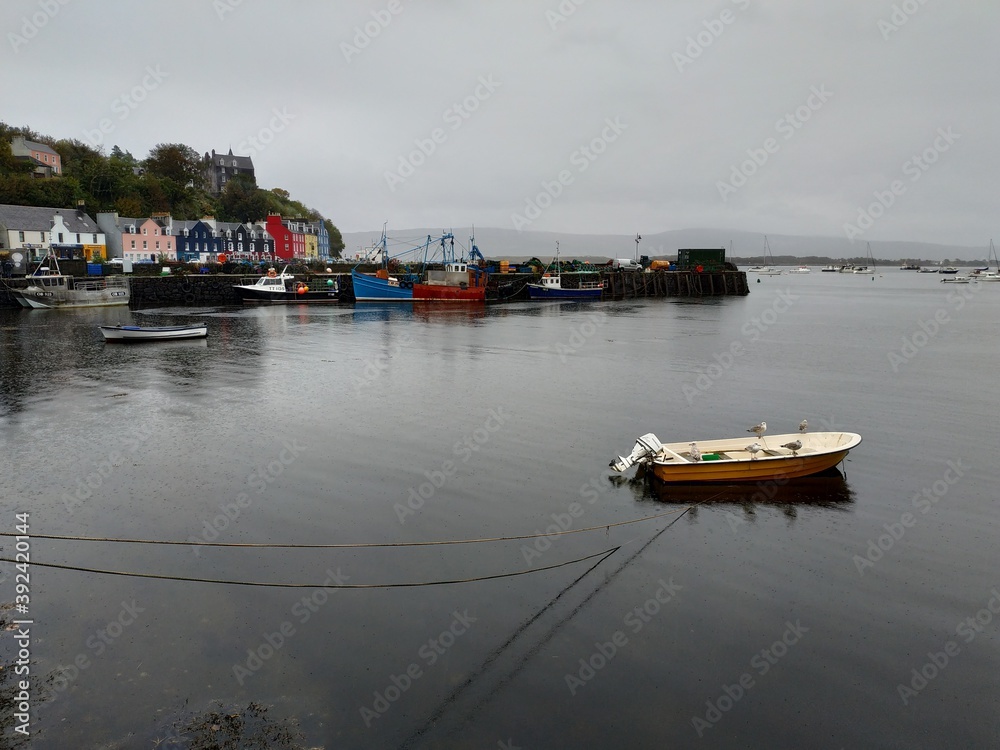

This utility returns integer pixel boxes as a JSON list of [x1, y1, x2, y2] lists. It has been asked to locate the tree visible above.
[[143, 143, 204, 189], [220, 174, 269, 223], [324, 219, 344, 257]]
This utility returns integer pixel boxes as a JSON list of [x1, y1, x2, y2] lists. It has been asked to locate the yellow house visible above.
[[303, 232, 318, 259]]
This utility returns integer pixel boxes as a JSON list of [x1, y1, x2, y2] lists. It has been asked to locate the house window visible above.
[[76, 234, 80, 243], [131, 240, 136, 249], [58, 233, 64, 243], [238, 242, 244, 251], [142, 228, 147, 235], [129, 226, 135, 233], [18, 231, 24, 242], [232, 159, 237, 166], [142, 240, 147, 249], [156, 241, 160, 250], [228, 242, 234, 251], [93, 234, 97, 243]]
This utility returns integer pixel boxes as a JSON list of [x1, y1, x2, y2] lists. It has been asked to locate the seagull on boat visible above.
[[747, 421, 766, 438], [799, 420, 808, 433], [781, 439, 803, 456], [745, 442, 762, 460], [688, 442, 701, 461]]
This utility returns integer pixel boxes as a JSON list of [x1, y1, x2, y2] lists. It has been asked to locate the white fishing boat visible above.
[[14, 254, 129, 309], [610, 428, 862, 483], [233, 267, 340, 304], [99, 323, 208, 342], [969, 240, 1000, 281], [786, 266, 810, 274]]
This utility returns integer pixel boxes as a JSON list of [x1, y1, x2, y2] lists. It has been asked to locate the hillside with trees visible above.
[[0, 122, 344, 256]]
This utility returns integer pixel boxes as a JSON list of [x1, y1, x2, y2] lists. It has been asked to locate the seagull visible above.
[[799, 420, 808, 433], [747, 421, 766, 438], [781, 439, 803, 456], [688, 442, 701, 461], [745, 442, 762, 460]]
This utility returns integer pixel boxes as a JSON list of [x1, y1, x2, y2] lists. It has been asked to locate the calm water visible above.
[[1, 270, 998, 749]]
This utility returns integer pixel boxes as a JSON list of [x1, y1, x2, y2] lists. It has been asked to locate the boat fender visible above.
[[267, 269, 277, 278]]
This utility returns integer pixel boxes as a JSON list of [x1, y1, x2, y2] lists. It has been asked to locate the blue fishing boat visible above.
[[527, 243, 604, 300], [351, 229, 487, 302]]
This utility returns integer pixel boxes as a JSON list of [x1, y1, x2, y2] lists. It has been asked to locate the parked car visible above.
[[108, 257, 125, 266]]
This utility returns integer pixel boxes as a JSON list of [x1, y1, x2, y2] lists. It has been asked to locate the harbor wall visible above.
[[0, 269, 749, 308]]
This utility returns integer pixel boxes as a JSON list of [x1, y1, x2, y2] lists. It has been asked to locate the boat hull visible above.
[[351, 271, 413, 301], [235, 287, 341, 304], [20, 285, 129, 309], [411, 283, 486, 302], [527, 285, 603, 300], [100, 324, 207, 342], [649, 449, 852, 483]]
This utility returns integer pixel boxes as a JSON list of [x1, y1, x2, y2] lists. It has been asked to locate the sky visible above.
[[3, 0, 998, 248]]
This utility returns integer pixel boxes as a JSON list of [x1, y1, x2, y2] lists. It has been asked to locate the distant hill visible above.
[[340, 226, 990, 265]]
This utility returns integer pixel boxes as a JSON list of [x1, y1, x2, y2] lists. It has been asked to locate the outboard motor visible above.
[[609, 433, 663, 472]]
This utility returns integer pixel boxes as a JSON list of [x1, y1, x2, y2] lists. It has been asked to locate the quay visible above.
[[0, 265, 749, 309]]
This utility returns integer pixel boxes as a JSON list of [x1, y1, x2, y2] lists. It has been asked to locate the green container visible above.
[[702, 453, 721, 461]]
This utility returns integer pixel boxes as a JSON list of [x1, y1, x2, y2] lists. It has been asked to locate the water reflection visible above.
[[612, 466, 856, 522]]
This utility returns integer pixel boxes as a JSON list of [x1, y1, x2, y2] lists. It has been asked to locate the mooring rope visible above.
[[0, 546, 620, 589]]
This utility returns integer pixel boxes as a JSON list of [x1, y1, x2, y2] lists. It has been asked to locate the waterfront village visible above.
[[1, 136, 336, 273]]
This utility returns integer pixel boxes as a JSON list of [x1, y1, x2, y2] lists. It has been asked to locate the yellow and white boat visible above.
[[610, 430, 862, 483]]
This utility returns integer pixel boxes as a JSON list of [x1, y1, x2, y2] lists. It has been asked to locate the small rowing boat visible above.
[[99, 324, 208, 342], [610, 429, 861, 483]]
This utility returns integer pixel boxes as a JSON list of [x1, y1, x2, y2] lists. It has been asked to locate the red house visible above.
[[265, 214, 305, 262]]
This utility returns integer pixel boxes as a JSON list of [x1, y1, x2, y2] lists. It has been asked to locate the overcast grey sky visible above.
[[3, 0, 997, 247]]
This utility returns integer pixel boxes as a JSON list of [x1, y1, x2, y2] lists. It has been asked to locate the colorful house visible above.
[[265, 214, 304, 262], [9, 136, 61, 177], [0, 203, 105, 263], [97, 212, 177, 262]]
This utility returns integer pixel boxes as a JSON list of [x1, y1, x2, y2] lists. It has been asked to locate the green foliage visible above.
[[0, 122, 343, 250]]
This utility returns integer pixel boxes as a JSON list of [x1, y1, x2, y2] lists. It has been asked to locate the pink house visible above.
[[10, 136, 61, 177], [121, 218, 177, 262]]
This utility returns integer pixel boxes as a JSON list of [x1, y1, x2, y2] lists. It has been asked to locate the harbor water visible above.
[[1, 269, 998, 748]]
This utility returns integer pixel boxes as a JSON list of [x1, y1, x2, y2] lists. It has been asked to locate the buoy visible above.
[[326, 279, 334, 286]]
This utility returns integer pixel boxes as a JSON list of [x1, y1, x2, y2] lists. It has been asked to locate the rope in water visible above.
[[0, 502, 711, 549], [0, 546, 620, 589]]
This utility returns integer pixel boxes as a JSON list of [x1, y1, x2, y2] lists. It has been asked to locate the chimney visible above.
[[76, 200, 86, 218]]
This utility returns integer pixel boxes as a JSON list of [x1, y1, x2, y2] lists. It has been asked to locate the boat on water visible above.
[[610, 428, 862, 483], [940, 276, 975, 284], [12, 254, 129, 309], [527, 242, 604, 300], [786, 266, 810, 274], [233, 267, 340, 304], [749, 236, 782, 275], [351, 229, 488, 302], [899, 262, 920, 270], [938, 267, 959, 274], [918, 267, 938, 273], [99, 324, 207, 342], [969, 240, 1000, 281], [821, 265, 841, 272]]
